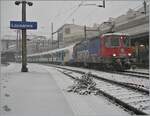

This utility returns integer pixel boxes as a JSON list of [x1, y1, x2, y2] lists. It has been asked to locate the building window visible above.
[[65, 28, 70, 34], [58, 32, 63, 42]]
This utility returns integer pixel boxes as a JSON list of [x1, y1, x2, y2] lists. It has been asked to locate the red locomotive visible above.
[[73, 33, 134, 70]]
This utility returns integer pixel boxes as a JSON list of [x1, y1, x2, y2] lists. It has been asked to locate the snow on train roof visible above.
[[103, 32, 129, 36], [28, 44, 75, 57]]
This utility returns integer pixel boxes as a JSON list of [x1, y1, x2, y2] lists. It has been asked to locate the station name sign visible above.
[[10, 21, 37, 29]]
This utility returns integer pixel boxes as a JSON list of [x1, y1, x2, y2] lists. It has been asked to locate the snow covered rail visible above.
[[120, 70, 149, 79], [114, 71, 149, 79], [57, 68, 150, 115], [123, 70, 149, 75], [53, 65, 149, 94]]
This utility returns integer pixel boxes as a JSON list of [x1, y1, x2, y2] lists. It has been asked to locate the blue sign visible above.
[[10, 21, 37, 29]]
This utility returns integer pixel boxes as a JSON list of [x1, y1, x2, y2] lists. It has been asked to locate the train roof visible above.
[[102, 32, 129, 36], [28, 44, 75, 57]]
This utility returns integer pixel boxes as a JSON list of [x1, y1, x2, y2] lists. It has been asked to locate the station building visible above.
[[56, 24, 99, 47]]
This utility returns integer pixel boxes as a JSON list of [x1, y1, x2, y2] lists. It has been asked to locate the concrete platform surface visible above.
[[1, 63, 131, 116], [1, 63, 74, 116]]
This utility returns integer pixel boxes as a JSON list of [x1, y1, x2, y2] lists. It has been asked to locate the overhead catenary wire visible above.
[[51, 0, 147, 34], [63, 1, 84, 24], [132, 0, 149, 11], [77, 1, 98, 25], [50, 1, 85, 33], [50, 2, 78, 23], [80, 8, 96, 26]]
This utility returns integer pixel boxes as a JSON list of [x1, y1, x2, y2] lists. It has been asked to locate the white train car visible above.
[[27, 44, 75, 65]]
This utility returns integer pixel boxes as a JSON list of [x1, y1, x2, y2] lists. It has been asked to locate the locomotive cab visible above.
[[101, 33, 133, 70]]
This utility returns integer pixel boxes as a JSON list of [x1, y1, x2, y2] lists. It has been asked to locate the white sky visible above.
[[0, 0, 147, 39]]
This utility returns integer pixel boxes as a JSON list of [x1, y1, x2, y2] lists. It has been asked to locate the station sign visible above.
[[10, 21, 37, 29]]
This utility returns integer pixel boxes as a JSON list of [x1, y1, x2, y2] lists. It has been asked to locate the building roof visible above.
[[56, 23, 94, 32]]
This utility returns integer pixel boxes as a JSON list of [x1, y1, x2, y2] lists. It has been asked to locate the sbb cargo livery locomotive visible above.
[[27, 33, 133, 70]]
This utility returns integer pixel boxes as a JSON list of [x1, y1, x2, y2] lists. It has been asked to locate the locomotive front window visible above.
[[123, 36, 130, 47], [111, 36, 120, 47], [104, 37, 111, 47], [104, 36, 120, 47]]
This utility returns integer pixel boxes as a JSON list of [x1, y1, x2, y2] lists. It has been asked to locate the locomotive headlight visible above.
[[113, 53, 116, 57], [128, 53, 131, 56]]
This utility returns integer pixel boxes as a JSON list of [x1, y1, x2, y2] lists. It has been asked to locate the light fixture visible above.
[[28, 2, 33, 6], [15, 1, 21, 5], [113, 53, 116, 57], [140, 44, 144, 47], [128, 53, 131, 56]]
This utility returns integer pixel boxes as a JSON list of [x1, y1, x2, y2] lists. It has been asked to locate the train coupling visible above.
[[122, 58, 132, 69], [115, 58, 131, 70], [114, 59, 123, 71], [116, 58, 122, 66]]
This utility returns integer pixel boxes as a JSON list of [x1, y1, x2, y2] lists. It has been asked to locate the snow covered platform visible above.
[[1, 63, 130, 116]]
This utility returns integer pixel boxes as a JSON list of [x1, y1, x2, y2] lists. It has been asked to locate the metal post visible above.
[[143, 0, 147, 15], [16, 30, 19, 50], [19, 29, 21, 57], [51, 22, 53, 50], [84, 25, 86, 40], [14, 0, 33, 67], [16, 29, 19, 62], [58, 34, 59, 49], [103, 0, 105, 8], [51, 23, 54, 63], [21, 1, 28, 72]]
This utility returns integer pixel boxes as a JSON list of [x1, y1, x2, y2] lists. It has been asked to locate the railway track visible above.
[[56, 67, 150, 115], [90, 68, 149, 79], [45, 64, 149, 92], [41, 63, 149, 78], [124, 70, 149, 75], [115, 70, 149, 79]]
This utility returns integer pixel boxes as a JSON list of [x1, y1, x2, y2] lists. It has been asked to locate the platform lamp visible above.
[[15, 1, 33, 72]]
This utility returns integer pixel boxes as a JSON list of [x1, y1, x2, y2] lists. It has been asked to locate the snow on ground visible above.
[[56, 67, 150, 114], [45, 66, 131, 116], [93, 70, 149, 89], [0, 63, 131, 116], [1, 63, 74, 116], [58, 65, 149, 90]]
